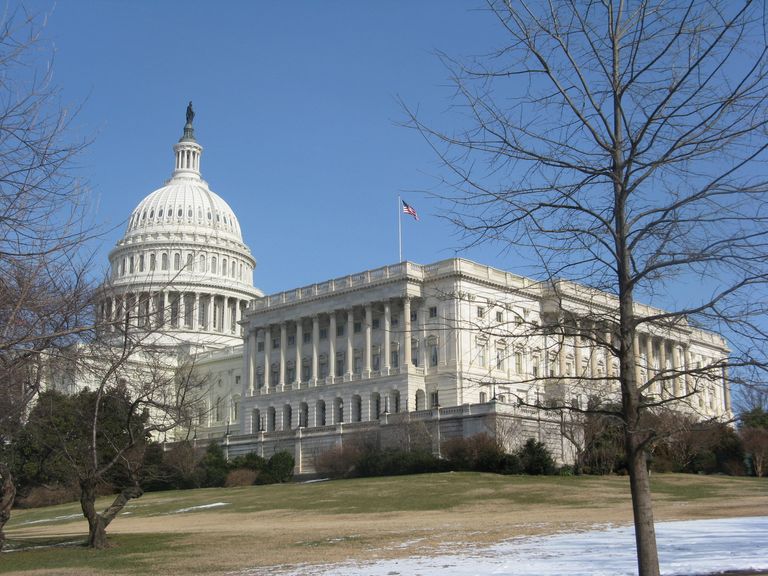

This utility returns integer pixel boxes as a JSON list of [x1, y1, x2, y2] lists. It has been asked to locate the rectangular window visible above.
[[257, 342, 264, 352], [354, 354, 362, 373], [430, 344, 438, 367], [391, 350, 399, 366], [477, 306, 485, 318], [430, 391, 439, 408], [336, 324, 345, 337], [372, 318, 380, 329], [287, 335, 296, 346], [287, 367, 295, 382], [496, 349, 505, 370], [335, 354, 344, 377], [410, 311, 417, 321], [515, 352, 523, 374], [353, 321, 362, 333], [391, 317, 399, 327], [256, 373, 264, 387], [429, 306, 437, 318], [319, 328, 328, 340], [301, 363, 310, 381], [303, 332, 311, 344], [496, 311, 503, 323], [477, 342, 487, 367], [235, 375, 241, 385], [373, 353, 380, 371], [272, 337, 280, 348]]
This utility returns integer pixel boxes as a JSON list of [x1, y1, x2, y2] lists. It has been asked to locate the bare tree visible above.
[[0, 8, 92, 550], [406, 2, 768, 574], [26, 311, 209, 549]]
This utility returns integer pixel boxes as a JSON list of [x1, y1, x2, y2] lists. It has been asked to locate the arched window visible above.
[[231, 260, 235, 277], [480, 392, 487, 403], [150, 253, 156, 271], [222, 258, 227, 276], [173, 253, 181, 270], [161, 253, 169, 271], [215, 396, 223, 422], [415, 389, 426, 411], [186, 253, 193, 271], [199, 254, 206, 272], [139, 254, 145, 272], [211, 256, 217, 274]]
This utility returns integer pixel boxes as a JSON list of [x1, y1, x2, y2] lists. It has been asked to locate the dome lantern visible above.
[[172, 101, 203, 179]]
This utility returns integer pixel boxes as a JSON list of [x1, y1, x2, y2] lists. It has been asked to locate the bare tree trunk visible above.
[[0, 463, 15, 552], [626, 430, 659, 575], [79, 477, 143, 549]]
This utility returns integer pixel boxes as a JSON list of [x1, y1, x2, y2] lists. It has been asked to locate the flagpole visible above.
[[398, 195, 403, 262]]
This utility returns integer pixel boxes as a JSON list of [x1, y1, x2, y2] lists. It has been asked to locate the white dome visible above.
[[101, 106, 262, 351], [124, 178, 244, 243]]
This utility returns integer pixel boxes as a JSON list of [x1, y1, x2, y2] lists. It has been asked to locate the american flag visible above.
[[402, 200, 420, 221]]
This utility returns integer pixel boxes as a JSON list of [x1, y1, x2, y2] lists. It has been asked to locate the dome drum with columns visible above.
[[100, 105, 262, 350]]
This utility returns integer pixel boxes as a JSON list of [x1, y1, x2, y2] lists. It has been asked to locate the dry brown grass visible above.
[[4, 472, 767, 576]]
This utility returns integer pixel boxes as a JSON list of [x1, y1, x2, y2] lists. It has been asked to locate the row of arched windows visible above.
[[113, 249, 249, 281], [128, 203, 238, 234], [250, 391, 402, 432]]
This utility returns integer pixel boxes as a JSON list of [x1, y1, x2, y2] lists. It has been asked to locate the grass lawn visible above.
[[2, 472, 766, 575]]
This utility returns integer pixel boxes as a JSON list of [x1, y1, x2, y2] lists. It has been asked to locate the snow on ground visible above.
[[170, 502, 229, 514], [18, 514, 82, 525], [248, 516, 768, 576]]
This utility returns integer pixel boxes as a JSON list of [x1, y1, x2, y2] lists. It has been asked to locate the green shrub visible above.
[[265, 451, 295, 483], [196, 442, 229, 487], [517, 438, 555, 475]]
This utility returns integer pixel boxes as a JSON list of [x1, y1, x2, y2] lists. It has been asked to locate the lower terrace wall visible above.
[[196, 401, 580, 475]]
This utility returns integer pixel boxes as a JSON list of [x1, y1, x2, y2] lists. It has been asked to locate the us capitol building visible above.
[[93, 108, 732, 472]]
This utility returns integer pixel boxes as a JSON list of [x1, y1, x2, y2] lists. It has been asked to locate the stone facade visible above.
[[89, 110, 732, 472]]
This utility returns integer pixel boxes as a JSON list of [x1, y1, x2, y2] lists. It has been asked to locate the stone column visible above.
[[279, 323, 287, 389], [645, 335, 655, 390], [589, 324, 598, 379], [158, 291, 166, 327], [346, 308, 354, 376], [295, 320, 302, 385], [574, 324, 582, 378], [559, 334, 567, 376], [206, 294, 213, 331], [246, 330, 256, 395], [364, 304, 372, 375], [604, 329, 612, 379], [263, 327, 271, 389], [147, 293, 156, 328], [329, 313, 337, 379], [672, 344, 681, 396], [633, 334, 642, 386], [383, 301, 391, 373], [403, 297, 411, 368], [178, 292, 185, 329], [312, 315, 319, 383], [683, 345, 692, 396]]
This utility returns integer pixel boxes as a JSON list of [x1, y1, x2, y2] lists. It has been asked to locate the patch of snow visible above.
[[243, 516, 768, 576], [301, 478, 330, 484], [19, 513, 82, 525], [170, 502, 229, 514]]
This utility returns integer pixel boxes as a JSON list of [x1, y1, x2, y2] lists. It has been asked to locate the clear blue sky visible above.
[[24, 1, 511, 295]]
